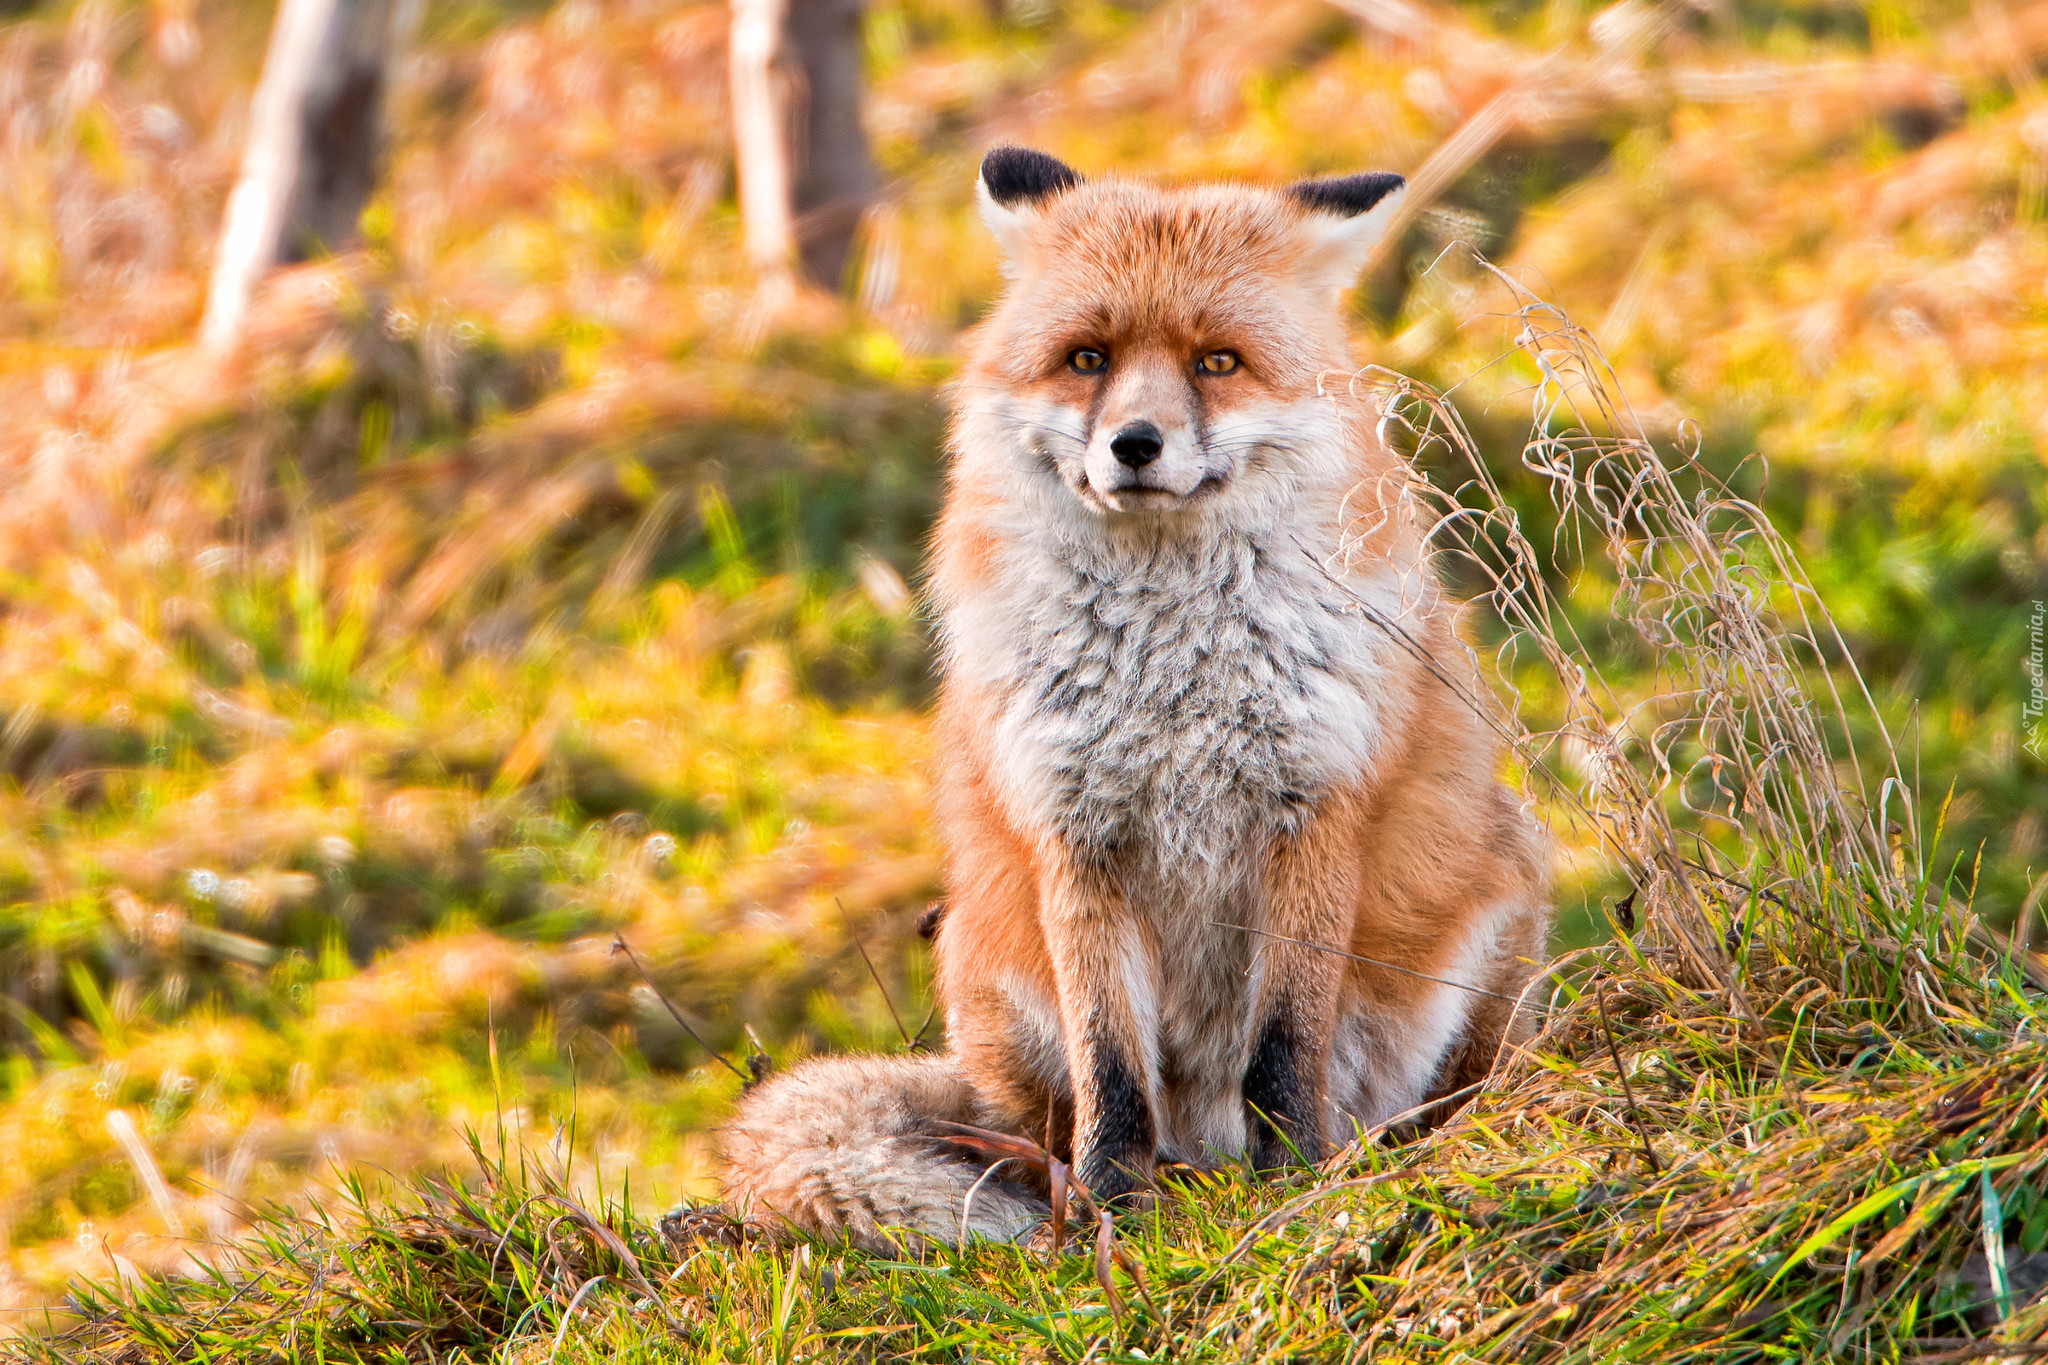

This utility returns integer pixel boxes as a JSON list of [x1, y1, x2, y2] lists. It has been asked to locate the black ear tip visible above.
[[1286, 171, 1406, 217], [981, 146, 1083, 208]]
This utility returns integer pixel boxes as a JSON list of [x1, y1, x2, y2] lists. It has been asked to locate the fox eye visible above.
[[1069, 348, 1108, 373], [1198, 350, 1240, 375]]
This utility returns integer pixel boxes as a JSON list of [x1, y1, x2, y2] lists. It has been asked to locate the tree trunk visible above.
[[786, 0, 878, 291], [729, 0, 797, 291], [199, 0, 408, 354], [283, 0, 405, 262]]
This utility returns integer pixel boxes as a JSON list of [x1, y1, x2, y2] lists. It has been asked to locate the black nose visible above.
[[1109, 421, 1164, 467]]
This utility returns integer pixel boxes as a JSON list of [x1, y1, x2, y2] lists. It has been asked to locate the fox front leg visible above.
[[1039, 861, 1160, 1206], [1242, 806, 1361, 1172], [1243, 1006, 1333, 1170]]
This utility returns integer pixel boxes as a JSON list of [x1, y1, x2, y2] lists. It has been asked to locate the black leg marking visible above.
[[1078, 1041, 1154, 1203], [1244, 1013, 1324, 1170]]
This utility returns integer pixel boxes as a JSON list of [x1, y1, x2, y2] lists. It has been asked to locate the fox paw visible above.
[[660, 1203, 749, 1249], [1020, 1219, 1076, 1256]]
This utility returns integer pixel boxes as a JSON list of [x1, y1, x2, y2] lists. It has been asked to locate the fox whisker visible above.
[[1201, 439, 1293, 458], [1009, 422, 1089, 447]]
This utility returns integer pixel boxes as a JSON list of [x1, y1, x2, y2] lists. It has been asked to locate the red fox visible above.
[[718, 148, 1550, 1250]]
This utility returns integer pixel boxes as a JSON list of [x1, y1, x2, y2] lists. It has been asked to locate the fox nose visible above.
[[1109, 421, 1164, 468]]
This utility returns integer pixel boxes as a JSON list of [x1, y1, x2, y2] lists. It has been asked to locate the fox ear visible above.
[[1286, 172, 1407, 294], [978, 147, 1081, 270]]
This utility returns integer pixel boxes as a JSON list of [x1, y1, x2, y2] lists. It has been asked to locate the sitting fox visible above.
[[719, 148, 1551, 1249]]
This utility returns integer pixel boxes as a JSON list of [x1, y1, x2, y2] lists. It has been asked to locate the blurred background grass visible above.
[[0, 0, 2040, 1322]]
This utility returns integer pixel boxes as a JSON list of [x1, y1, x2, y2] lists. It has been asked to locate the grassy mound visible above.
[[31, 306, 2046, 1362], [32, 963, 2046, 1361]]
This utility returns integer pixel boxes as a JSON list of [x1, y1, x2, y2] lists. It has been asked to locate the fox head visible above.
[[956, 147, 1405, 526]]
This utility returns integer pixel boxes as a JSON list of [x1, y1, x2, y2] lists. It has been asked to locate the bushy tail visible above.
[[718, 1051, 1048, 1252]]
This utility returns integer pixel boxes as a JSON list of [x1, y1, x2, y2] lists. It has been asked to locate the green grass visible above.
[[0, 0, 2044, 1349], [31, 922, 2048, 1362]]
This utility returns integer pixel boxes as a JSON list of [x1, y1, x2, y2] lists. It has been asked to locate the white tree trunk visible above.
[[200, 0, 337, 354], [199, 0, 410, 355], [729, 0, 796, 292]]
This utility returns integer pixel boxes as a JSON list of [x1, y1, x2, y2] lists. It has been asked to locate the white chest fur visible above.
[[942, 517, 1409, 878]]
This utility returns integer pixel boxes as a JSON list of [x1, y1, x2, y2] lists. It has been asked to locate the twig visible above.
[[1208, 922, 1521, 1002], [959, 1158, 1027, 1249], [1095, 1210, 1126, 1321], [1046, 1155, 1071, 1263], [930, 1117, 1138, 1295], [834, 898, 912, 1048], [609, 935, 749, 1082], [1595, 985, 1663, 1176], [908, 1002, 939, 1051], [929, 1122, 1109, 1216]]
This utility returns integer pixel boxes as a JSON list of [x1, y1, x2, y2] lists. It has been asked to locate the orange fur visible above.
[[720, 152, 1549, 1246]]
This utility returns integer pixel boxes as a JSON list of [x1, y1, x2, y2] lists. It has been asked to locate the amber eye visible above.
[[1070, 348, 1108, 373], [1199, 350, 1241, 375]]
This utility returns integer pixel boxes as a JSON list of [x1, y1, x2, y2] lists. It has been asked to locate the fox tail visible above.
[[718, 1050, 1049, 1252]]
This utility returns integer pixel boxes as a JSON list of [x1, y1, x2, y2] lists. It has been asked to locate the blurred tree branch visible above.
[[1331, 0, 1968, 271]]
